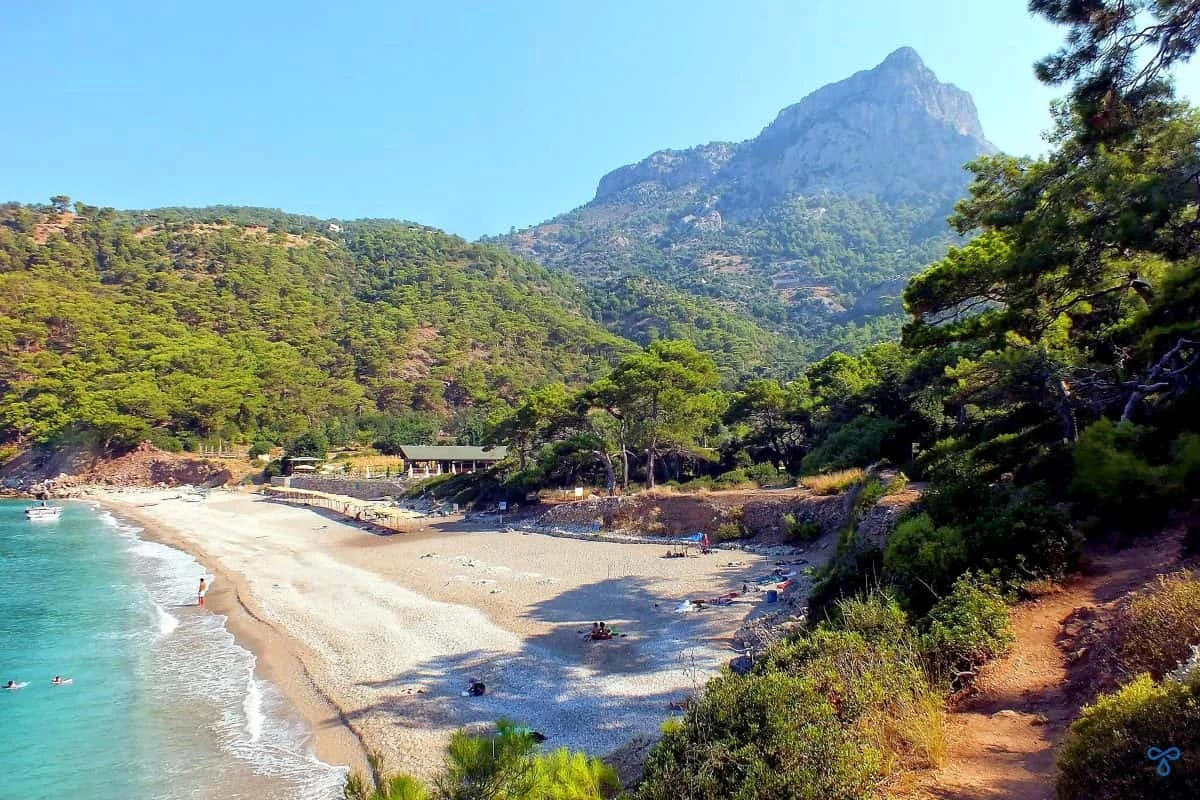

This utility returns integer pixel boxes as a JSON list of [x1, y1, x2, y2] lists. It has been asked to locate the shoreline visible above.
[[84, 487, 789, 781], [93, 495, 371, 779]]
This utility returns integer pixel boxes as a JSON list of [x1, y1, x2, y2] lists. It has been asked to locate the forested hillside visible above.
[[0, 204, 633, 451], [492, 48, 994, 362], [465, 7, 1200, 798]]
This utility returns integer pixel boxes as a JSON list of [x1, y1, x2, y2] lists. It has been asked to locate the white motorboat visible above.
[[25, 501, 63, 521]]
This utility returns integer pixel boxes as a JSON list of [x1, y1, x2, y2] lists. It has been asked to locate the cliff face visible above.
[[728, 46, 994, 199], [594, 143, 738, 202], [592, 47, 994, 206], [494, 47, 996, 363]]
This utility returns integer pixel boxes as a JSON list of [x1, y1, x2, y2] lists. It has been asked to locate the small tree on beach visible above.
[[344, 721, 619, 800]]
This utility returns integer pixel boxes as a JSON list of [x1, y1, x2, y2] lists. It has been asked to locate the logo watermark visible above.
[[1147, 746, 1181, 776]]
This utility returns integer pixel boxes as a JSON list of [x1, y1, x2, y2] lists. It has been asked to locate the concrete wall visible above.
[[285, 475, 408, 499]]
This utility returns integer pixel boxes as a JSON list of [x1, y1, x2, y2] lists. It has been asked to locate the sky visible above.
[[4, 1, 1200, 239]]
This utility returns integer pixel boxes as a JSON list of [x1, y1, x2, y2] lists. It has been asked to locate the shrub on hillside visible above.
[[713, 522, 746, 542], [782, 513, 823, 543], [883, 512, 968, 607], [920, 573, 1013, 685], [1117, 571, 1200, 680], [637, 670, 883, 800], [801, 415, 898, 474], [884, 471, 909, 495], [714, 468, 752, 488], [1071, 419, 1173, 534], [834, 592, 910, 646], [248, 440, 273, 460], [745, 461, 783, 486], [640, 617, 944, 800], [146, 428, 184, 453], [1056, 671, 1200, 800]]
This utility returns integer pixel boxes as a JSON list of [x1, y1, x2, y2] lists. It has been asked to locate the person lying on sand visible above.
[[591, 621, 622, 640]]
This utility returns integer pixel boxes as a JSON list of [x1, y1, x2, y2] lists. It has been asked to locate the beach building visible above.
[[397, 445, 508, 478]]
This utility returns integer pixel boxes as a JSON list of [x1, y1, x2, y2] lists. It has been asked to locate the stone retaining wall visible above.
[[285, 476, 408, 499]]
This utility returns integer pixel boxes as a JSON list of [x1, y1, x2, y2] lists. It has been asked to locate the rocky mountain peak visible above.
[[733, 47, 994, 198], [877, 45, 927, 73], [589, 48, 993, 206]]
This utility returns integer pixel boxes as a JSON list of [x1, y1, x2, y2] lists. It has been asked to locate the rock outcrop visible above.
[[1, 441, 233, 496], [593, 47, 993, 206]]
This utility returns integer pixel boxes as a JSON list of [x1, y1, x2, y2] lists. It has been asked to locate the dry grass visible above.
[[1022, 577, 1066, 598], [800, 468, 866, 496], [878, 690, 948, 770], [1118, 569, 1200, 678]]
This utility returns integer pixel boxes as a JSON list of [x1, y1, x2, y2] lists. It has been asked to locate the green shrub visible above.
[[715, 468, 752, 488], [807, 548, 886, 621], [713, 522, 745, 542], [745, 462, 783, 486], [637, 670, 884, 800], [906, 477, 1079, 605], [248, 440, 273, 459], [920, 574, 1013, 683], [286, 430, 329, 459], [1056, 672, 1200, 800], [146, 428, 183, 453], [347, 720, 620, 800], [262, 459, 282, 480], [883, 513, 968, 607], [0, 445, 18, 465], [850, 479, 888, 529], [834, 592, 910, 646], [782, 514, 823, 543], [801, 416, 899, 474], [1072, 419, 1172, 534], [884, 472, 909, 495], [676, 475, 716, 492]]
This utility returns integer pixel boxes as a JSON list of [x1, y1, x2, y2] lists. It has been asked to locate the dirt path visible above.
[[921, 529, 1184, 800]]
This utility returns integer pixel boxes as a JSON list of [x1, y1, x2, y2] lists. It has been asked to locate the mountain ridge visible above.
[[493, 47, 996, 360]]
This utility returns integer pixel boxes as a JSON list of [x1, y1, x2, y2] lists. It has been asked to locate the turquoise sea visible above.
[[0, 500, 345, 800]]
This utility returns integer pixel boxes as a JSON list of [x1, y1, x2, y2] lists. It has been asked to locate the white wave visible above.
[[244, 664, 264, 743], [154, 603, 179, 637], [100, 510, 346, 798]]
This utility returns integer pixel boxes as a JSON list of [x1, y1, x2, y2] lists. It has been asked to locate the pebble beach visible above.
[[96, 489, 774, 779]]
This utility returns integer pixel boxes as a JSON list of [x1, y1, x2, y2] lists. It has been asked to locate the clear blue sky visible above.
[[4, 0, 1200, 239]]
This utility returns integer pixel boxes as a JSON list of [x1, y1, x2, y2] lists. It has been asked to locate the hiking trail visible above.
[[920, 528, 1184, 800]]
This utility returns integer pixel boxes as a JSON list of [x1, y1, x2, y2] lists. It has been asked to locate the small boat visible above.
[[25, 501, 63, 522]]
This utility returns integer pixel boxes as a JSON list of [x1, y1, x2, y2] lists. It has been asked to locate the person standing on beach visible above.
[[198, 577, 207, 607]]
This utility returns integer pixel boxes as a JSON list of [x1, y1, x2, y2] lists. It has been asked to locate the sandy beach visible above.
[[95, 489, 776, 780]]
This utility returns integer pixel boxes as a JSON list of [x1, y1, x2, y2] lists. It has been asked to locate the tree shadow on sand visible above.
[[334, 568, 771, 761]]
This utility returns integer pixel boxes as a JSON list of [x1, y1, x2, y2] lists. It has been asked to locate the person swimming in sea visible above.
[[52, 675, 71, 685], [198, 577, 208, 607]]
